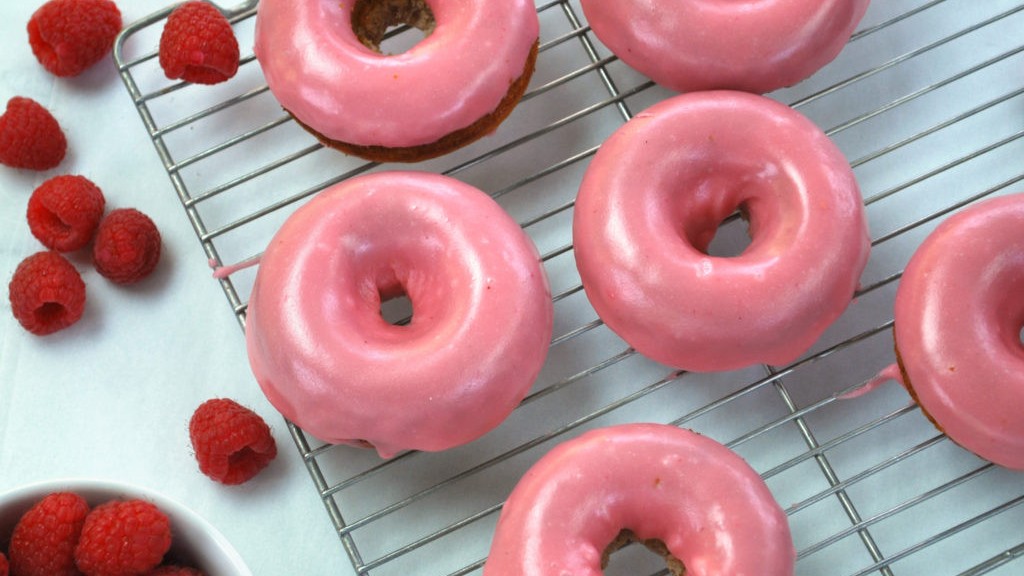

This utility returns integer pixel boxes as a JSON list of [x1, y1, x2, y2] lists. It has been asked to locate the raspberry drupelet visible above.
[[27, 174, 106, 252], [8, 251, 87, 335], [7, 491, 90, 576], [27, 0, 122, 77], [189, 398, 278, 485], [92, 208, 162, 284], [159, 1, 240, 85], [0, 96, 67, 170]]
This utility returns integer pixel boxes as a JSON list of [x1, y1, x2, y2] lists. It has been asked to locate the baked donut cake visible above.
[[580, 0, 870, 94], [573, 91, 870, 372], [893, 193, 1024, 470], [484, 423, 795, 575], [245, 172, 554, 457], [254, 0, 540, 163]]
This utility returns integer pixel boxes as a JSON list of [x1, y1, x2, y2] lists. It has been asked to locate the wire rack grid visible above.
[[113, 1, 1024, 574]]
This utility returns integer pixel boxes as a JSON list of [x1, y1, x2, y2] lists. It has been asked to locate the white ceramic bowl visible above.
[[0, 479, 252, 575]]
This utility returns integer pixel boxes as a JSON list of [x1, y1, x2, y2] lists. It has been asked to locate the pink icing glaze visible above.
[[893, 193, 1024, 470], [253, 0, 539, 148], [580, 0, 870, 94], [573, 91, 870, 372], [839, 363, 902, 400], [484, 423, 795, 575], [210, 256, 259, 280], [244, 172, 553, 458]]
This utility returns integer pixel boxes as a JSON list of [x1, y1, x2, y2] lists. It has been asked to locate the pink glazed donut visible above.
[[893, 193, 1024, 470], [580, 0, 870, 94], [573, 91, 870, 372], [254, 0, 539, 163], [484, 423, 795, 575], [245, 172, 553, 458]]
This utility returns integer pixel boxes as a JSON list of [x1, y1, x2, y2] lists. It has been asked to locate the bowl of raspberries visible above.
[[0, 478, 252, 576]]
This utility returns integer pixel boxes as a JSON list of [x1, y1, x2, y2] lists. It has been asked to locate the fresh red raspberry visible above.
[[28, 0, 122, 77], [27, 174, 107, 252], [0, 96, 67, 170], [8, 251, 86, 335], [8, 491, 90, 576], [189, 398, 278, 485], [142, 566, 205, 576], [0, 551, 8, 576], [159, 1, 240, 85], [74, 499, 171, 576], [92, 208, 161, 284]]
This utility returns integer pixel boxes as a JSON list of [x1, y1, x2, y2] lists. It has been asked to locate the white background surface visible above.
[[0, 0, 352, 574]]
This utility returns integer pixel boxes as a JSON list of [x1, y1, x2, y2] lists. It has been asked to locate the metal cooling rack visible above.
[[113, 1, 1024, 574]]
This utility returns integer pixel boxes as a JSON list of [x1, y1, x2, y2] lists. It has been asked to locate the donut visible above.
[[580, 0, 870, 94], [484, 423, 795, 575], [572, 91, 870, 372], [253, 0, 539, 163], [892, 193, 1024, 470], [244, 172, 553, 458]]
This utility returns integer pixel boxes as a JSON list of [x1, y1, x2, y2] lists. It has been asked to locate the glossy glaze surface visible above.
[[893, 193, 1024, 470], [573, 91, 870, 372], [245, 172, 553, 458], [580, 0, 870, 94], [484, 423, 795, 576], [253, 0, 539, 148]]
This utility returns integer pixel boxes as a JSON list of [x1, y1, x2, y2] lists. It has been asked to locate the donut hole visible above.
[[370, 267, 416, 326], [380, 291, 414, 326], [681, 194, 754, 258], [601, 530, 685, 576], [671, 164, 792, 260], [704, 209, 753, 258], [351, 0, 436, 55]]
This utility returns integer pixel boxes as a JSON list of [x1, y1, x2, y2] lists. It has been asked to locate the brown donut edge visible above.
[[893, 327, 945, 434], [287, 40, 540, 164]]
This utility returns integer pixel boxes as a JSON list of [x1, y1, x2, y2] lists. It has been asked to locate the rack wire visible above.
[[113, 1, 1024, 574]]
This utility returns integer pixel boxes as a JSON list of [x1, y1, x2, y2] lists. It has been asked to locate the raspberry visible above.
[[8, 251, 86, 335], [0, 96, 67, 170], [28, 0, 122, 77], [74, 499, 171, 576], [92, 208, 161, 284], [159, 2, 240, 85], [189, 398, 278, 485], [142, 567, 205, 576], [0, 552, 8, 576], [8, 491, 90, 576], [27, 174, 107, 252]]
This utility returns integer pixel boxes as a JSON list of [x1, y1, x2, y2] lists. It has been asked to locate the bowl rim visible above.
[[0, 477, 253, 576]]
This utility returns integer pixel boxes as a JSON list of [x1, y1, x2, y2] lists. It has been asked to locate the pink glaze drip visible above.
[[580, 0, 870, 94], [244, 172, 553, 458], [253, 0, 539, 149], [483, 423, 795, 576], [210, 256, 260, 280], [894, 193, 1024, 470], [839, 363, 903, 400], [573, 91, 870, 372]]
